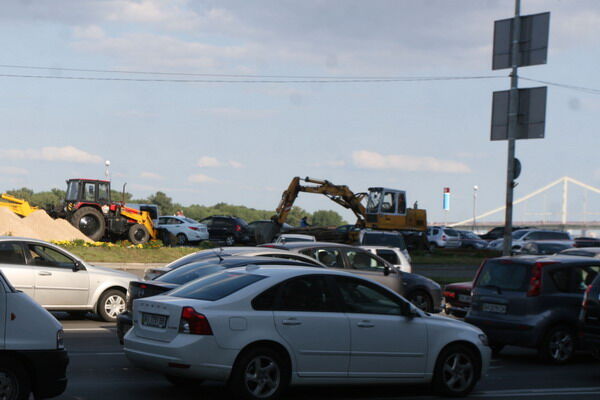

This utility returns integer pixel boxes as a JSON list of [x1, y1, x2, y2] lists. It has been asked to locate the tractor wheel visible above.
[[128, 224, 150, 245], [70, 207, 106, 241]]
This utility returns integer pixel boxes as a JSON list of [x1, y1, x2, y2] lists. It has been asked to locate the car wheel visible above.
[[225, 235, 235, 246], [70, 207, 106, 241], [539, 325, 575, 364], [432, 344, 479, 397], [408, 290, 433, 312], [0, 356, 31, 400], [98, 289, 126, 322], [176, 233, 188, 246], [228, 346, 289, 400], [164, 375, 204, 387]]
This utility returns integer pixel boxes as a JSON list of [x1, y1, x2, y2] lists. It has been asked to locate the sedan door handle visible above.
[[282, 319, 302, 326], [38, 271, 52, 276], [357, 321, 374, 328]]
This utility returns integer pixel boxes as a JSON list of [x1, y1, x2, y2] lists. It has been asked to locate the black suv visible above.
[[580, 273, 600, 359], [199, 215, 250, 245], [466, 255, 600, 363]]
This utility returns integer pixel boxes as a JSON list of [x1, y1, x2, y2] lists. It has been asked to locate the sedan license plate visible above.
[[482, 303, 506, 314], [458, 294, 471, 303], [141, 313, 167, 328]]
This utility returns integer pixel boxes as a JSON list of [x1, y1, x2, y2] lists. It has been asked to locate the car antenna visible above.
[[215, 246, 224, 262]]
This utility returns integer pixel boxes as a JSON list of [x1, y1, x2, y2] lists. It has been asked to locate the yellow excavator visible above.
[[0, 193, 38, 217], [273, 176, 427, 233]]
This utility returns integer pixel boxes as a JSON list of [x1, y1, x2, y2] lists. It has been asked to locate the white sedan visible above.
[[155, 216, 209, 245], [124, 266, 490, 399]]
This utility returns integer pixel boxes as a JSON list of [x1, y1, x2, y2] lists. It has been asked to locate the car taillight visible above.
[[179, 307, 213, 335], [235, 224, 242, 232], [442, 235, 447, 241], [443, 291, 456, 298], [527, 261, 558, 297], [582, 284, 593, 310], [189, 226, 199, 231]]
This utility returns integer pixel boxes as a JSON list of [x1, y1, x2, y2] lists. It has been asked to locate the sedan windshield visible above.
[[156, 264, 225, 285], [168, 272, 266, 301]]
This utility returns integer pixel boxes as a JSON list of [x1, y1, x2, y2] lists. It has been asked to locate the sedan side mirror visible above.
[[72, 261, 85, 272], [383, 266, 391, 276], [403, 303, 419, 319]]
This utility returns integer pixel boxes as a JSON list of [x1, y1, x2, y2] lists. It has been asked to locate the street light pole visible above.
[[473, 185, 479, 232]]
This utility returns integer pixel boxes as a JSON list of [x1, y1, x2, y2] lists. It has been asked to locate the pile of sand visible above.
[[0, 208, 92, 242]]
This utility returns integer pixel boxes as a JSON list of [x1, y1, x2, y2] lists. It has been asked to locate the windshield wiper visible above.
[[481, 284, 503, 295]]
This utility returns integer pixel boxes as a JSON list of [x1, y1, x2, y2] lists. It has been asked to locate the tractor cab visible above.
[[365, 187, 426, 232], [65, 179, 112, 208]]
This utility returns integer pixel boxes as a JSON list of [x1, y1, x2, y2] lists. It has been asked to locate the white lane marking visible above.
[[69, 352, 124, 356], [63, 327, 116, 332]]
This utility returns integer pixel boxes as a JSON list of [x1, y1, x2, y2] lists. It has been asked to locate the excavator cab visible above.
[[365, 187, 426, 231]]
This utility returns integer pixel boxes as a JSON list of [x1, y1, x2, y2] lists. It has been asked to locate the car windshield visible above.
[[512, 230, 529, 239], [461, 232, 480, 239], [476, 260, 531, 291], [168, 272, 266, 301], [362, 233, 406, 250], [183, 218, 198, 224], [281, 237, 313, 243], [156, 264, 226, 285]]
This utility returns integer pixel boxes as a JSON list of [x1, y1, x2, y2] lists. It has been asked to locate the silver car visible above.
[[155, 216, 209, 245], [0, 237, 136, 321]]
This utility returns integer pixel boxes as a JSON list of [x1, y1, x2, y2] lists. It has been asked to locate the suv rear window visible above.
[[476, 260, 531, 291], [168, 272, 265, 301], [362, 233, 406, 250]]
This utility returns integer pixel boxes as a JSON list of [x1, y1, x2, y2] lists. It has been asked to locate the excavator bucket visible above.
[[0, 194, 39, 217]]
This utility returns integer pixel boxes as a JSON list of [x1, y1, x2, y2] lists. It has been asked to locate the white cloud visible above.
[[140, 171, 164, 180], [229, 160, 244, 168], [199, 107, 276, 119], [197, 156, 223, 168], [311, 160, 346, 168], [352, 150, 471, 173], [0, 166, 28, 175], [0, 146, 103, 164], [188, 174, 218, 183]]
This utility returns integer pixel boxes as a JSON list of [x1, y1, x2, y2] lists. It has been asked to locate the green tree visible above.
[[147, 191, 175, 215], [311, 210, 346, 227], [6, 188, 34, 202]]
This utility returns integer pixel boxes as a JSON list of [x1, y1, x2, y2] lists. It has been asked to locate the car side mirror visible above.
[[404, 304, 419, 319], [72, 261, 84, 272], [383, 266, 391, 276]]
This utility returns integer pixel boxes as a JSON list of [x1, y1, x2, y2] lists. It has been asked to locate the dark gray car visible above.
[[262, 242, 442, 313], [466, 255, 600, 363]]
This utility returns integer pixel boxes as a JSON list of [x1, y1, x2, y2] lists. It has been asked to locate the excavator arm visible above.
[[273, 177, 368, 226], [0, 194, 38, 217]]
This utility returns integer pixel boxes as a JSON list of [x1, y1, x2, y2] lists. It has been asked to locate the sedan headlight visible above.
[[57, 329, 65, 350], [478, 333, 489, 346]]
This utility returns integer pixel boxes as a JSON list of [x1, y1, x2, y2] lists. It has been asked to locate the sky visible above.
[[0, 0, 599, 225]]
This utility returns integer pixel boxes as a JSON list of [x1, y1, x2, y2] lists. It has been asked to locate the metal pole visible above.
[[502, 0, 521, 256], [473, 185, 478, 232]]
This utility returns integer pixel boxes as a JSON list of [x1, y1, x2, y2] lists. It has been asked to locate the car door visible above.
[[333, 276, 427, 378], [342, 249, 401, 294], [0, 241, 34, 297], [299, 247, 345, 270], [25, 244, 90, 307], [273, 274, 350, 377]]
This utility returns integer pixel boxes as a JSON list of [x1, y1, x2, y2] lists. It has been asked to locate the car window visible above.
[[258, 253, 319, 266], [168, 272, 265, 301], [346, 250, 386, 270], [334, 276, 404, 315], [252, 285, 279, 311], [572, 266, 600, 293], [550, 268, 571, 292], [83, 182, 96, 201], [158, 217, 168, 225], [98, 182, 110, 201], [305, 248, 343, 268], [512, 230, 529, 239], [275, 275, 338, 312], [476, 260, 530, 291], [213, 218, 228, 227], [380, 192, 396, 213], [376, 249, 399, 265], [26, 245, 76, 269], [183, 218, 198, 224], [201, 218, 213, 226], [0, 242, 26, 265], [362, 233, 406, 250], [432, 228, 439, 235], [443, 228, 459, 237]]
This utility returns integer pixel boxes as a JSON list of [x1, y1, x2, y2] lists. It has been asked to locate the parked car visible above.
[[456, 230, 487, 249], [574, 237, 600, 248], [361, 245, 412, 273], [488, 229, 573, 253], [580, 273, 600, 359], [199, 216, 251, 246], [0, 237, 135, 321], [479, 226, 531, 241], [143, 247, 325, 280], [274, 234, 316, 244], [517, 240, 573, 255], [427, 227, 461, 248], [359, 230, 411, 262], [560, 247, 600, 258], [0, 270, 68, 399], [267, 242, 442, 312], [124, 266, 490, 398], [466, 255, 600, 363], [443, 281, 473, 318], [155, 216, 209, 245], [117, 256, 320, 343], [247, 220, 292, 244]]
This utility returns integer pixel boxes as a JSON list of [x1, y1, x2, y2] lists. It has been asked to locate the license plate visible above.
[[458, 294, 471, 303], [141, 313, 167, 328], [482, 303, 506, 314]]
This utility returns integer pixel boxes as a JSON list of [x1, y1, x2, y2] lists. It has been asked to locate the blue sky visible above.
[[0, 0, 599, 224]]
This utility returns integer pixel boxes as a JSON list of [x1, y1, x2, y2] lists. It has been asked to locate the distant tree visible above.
[[6, 188, 34, 202], [111, 190, 133, 203], [311, 210, 346, 227], [147, 191, 175, 215]]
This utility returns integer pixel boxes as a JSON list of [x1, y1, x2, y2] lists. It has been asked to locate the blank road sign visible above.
[[491, 86, 547, 141], [493, 12, 550, 70]]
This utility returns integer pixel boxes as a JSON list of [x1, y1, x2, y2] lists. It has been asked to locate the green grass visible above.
[[411, 248, 501, 265], [67, 246, 200, 263]]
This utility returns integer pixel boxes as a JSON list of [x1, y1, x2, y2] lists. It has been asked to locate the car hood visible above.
[[426, 313, 483, 334], [444, 281, 473, 291], [86, 264, 138, 280]]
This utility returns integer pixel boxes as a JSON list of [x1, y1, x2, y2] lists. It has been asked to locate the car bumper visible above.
[[443, 302, 470, 317], [117, 312, 133, 344], [466, 313, 538, 347], [19, 349, 69, 398], [124, 329, 237, 382]]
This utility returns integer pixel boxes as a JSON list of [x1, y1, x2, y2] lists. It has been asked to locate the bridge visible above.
[[444, 177, 600, 233]]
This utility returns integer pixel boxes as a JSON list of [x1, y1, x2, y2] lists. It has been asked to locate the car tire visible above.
[[539, 325, 576, 364], [97, 289, 126, 322], [225, 235, 235, 246], [176, 233, 188, 246], [432, 344, 479, 397], [0, 356, 31, 400], [70, 207, 105, 241], [128, 224, 150, 245], [164, 375, 204, 387], [407, 290, 433, 312], [228, 346, 290, 400]]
